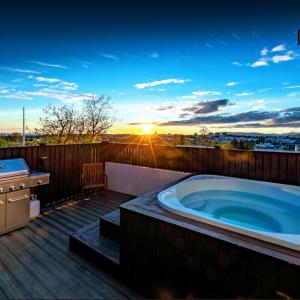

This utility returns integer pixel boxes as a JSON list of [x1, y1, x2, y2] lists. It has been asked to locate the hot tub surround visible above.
[[158, 175, 300, 251], [119, 176, 300, 298]]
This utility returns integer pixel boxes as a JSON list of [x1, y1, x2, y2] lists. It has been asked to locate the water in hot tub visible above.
[[180, 190, 300, 234]]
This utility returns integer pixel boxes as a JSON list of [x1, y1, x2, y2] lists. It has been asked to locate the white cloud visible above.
[[35, 77, 61, 83], [0, 91, 32, 100], [250, 57, 269, 68], [98, 52, 119, 60], [215, 38, 226, 45], [0, 89, 9, 94], [258, 87, 272, 92], [148, 88, 166, 91], [204, 42, 213, 48], [24, 80, 88, 104], [232, 61, 243, 67], [236, 92, 254, 96], [251, 99, 267, 110], [148, 51, 158, 58], [260, 48, 269, 56], [28, 60, 67, 69], [72, 59, 92, 69], [192, 90, 221, 96], [286, 85, 300, 89], [287, 92, 300, 97], [226, 81, 239, 86], [0, 67, 41, 74], [11, 78, 23, 83], [24, 89, 93, 104], [33, 83, 47, 87], [271, 51, 295, 63], [1, 76, 86, 104], [135, 78, 190, 89], [232, 33, 241, 40], [250, 45, 295, 68], [54, 81, 78, 91], [271, 44, 286, 52], [179, 95, 198, 100]]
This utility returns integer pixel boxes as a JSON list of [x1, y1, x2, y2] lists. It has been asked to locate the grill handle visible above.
[[8, 195, 29, 203]]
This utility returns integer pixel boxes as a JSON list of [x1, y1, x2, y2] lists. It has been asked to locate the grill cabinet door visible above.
[[6, 189, 30, 231], [0, 194, 5, 232]]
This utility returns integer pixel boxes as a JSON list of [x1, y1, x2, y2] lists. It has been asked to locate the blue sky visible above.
[[0, 1, 300, 134]]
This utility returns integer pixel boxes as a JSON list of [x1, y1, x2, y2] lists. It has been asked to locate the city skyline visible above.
[[0, 1, 300, 135]]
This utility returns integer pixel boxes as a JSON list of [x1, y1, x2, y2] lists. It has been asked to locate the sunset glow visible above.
[[141, 124, 153, 135], [0, 1, 300, 135]]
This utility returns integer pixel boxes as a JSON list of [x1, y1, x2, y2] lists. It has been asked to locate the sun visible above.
[[142, 124, 153, 134]]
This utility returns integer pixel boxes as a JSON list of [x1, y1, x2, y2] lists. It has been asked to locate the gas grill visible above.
[[0, 158, 50, 235]]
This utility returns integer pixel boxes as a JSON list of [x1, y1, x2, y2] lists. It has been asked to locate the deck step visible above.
[[100, 209, 120, 243], [69, 220, 120, 276]]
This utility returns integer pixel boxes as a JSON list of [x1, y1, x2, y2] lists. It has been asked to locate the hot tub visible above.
[[157, 175, 300, 251]]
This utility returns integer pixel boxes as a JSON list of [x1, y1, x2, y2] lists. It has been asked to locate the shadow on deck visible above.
[[0, 191, 140, 299]]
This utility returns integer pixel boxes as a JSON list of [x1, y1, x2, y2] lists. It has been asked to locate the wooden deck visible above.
[[0, 191, 140, 299]]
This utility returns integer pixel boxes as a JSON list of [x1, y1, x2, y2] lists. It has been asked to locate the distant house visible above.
[[254, 143, 275, 150]]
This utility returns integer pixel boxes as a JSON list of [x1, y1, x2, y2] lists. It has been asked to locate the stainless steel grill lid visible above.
[[0, 158, 29, 180]]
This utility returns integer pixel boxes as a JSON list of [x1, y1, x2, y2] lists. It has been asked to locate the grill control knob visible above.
[[0, 187, 4, 193], [20, 183, 26, 189], [9, 185, 15, 191], [37, 179, 43, 185]]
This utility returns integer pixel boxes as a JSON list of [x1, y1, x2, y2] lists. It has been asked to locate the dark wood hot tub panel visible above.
[[120, 194, 300, 298]]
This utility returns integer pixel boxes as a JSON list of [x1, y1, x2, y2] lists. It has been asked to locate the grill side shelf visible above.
[[29, 172, 50, 188]]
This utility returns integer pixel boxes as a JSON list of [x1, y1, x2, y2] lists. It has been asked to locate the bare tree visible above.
[[36, 95, 113, 144], [199, 127, 209, 144], [36, 105, 77, 144], [193, 127, 209, 145], [82, 95, 114, 142]]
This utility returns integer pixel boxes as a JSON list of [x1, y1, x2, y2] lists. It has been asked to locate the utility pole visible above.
[[22, 107, 26, 146]]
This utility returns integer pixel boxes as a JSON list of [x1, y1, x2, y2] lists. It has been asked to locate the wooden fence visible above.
[[1, 143, 300, 206]]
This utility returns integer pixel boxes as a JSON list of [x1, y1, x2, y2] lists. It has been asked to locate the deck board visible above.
[[0, 191, 138, 299], [70, 220, 121, 273]]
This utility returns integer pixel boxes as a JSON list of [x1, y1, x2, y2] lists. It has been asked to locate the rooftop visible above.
[[1, 142, 300, 298]]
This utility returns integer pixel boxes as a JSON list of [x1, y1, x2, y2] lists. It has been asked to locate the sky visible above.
[[0, 0, 300, 135]]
